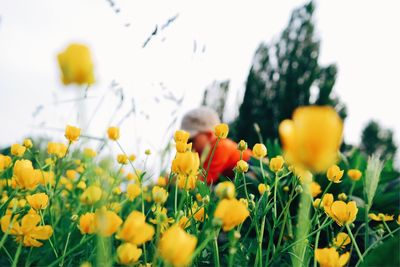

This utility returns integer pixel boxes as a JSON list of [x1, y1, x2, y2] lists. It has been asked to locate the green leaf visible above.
[[360, 234, 400, 267]]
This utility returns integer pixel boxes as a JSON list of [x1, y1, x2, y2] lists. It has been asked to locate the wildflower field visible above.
[[1, 2, 400, 267], [1, 105, 399, 267]]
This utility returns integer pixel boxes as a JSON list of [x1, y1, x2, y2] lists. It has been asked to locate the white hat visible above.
[[181, 106, 221, 137]]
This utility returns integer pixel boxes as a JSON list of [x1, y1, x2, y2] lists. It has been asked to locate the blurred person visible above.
[[181, 106, 252, 184]]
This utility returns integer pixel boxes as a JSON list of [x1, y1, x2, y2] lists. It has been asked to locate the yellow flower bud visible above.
[[311, 181, 322, 198], [214, 198, 249, 231], [58, 43, 95, 85], [117, 154, 128, 165], [176, 141, 191, 153], [174, 130, 190, 143], [47, 142, 67, 158], [107, 127, 120, 141], [347, 169, 362, 181], [145, 149, 151, 155], [65, 125, 81, 142], [258, 184, 269, 195], [83, 148, 97, 158], [129, 154, 136, 162], [127, 183, 141, 201], [252, 143, 267, 159], [338, 193, 347, 201], [237, 140, 248, 151], [236, 160, 249, 173], [11, 144, 26, 157], [214, 123, 229, 139], [26, 193, 49, 210], [80, 185, 102, 205], [0, 154, 12, 171], [23, 139, 33, 149], [215, 181, 236, 199], [117, 243, 142, 265], [269, 156, 284, 172], [156, 176, 167, 187], [13, 160, 39, 190], [327, 164, 344, 183], [152, 186, 168, 204]]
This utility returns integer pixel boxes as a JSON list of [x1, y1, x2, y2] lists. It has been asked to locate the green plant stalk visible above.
[[213, 231, 221, 267], [345, 224, 363, 262], [12, 242, 22, 267], [39, 210, 59, 258], [25, 247, 33, 267], [364, 203, 370, 250], [273, 173, 279, 219], [259, 158, 267, 183], [382, 220, 393, 237], [205, 138, 220, 184], [242, 172, 250, 201], [258, 215, 266, 267], [228, 231, 235, 267], [313, 215, 322, 267]]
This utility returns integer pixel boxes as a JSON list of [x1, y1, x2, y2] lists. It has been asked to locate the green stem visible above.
[[213, 232, 221, 267], [259, 158, 267, 183], [174, 179, 179, 216], [205, 138, 220, 184], [313, 215, 321, 267], [242, 173, 250, 201], [60, 231, 72, 267], [12, 243, 22, 267], [346, 224, 363, 262], [382, 220, 393, 237], [273, 173, 279, 219]]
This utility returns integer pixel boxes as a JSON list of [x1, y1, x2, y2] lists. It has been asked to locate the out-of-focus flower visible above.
[[145, 149, 151, 155], [13, 160, 39, 190], [35, 170, 55, 186], [214, 198, 249, 231], [252, 143, 267, 159], [214, 123, 229, 139], [57, 43, 95, 85], [338, 193, 347, 201], [236, 160, 249, 173], [117, 243, 142, 265], [270, 156, 285, 172], [0, 154, 12, 171], [66, 170, 78, 180], [292, 166, 313, 184], [172, 151, 199, 176], [176, 141, 192, 153], [80, 185, 102, 205], [368, 213, 394, 222], [279, 106, 343, 173], [77, 181, 87, 190], [152, 186, 168, 204], [327, 165, 344, 183], [237, 140, 248, 151], [347, 169, 362, 181], [65, 125, 81, 142], [329, 201, 358, 226], [333, 232, 351, 248], [156, 176, 167, 187], [315, 247, 349, 267], [117, 154, 128, 165], [127, 183, 141, 201], [258, 184, 270, 195], [118, 211, 154, 245], [311, 181, 322, 197], [79, 212, 96, 234], [178, 216, 190, 229], [174, 130, 190, 143], [107, 127, 120, 141], [23, 139, 33, 149], [1, 211, 53, 247], [47, 142, 68, 158], [83, 148, 97, 158], [191, 202, 206, 222], [215, 181, 235, 199], [159, 225, 197, 267], [94, 208, 122, 237], [26, 193, 49, 210], [177, 174, 197, 191], [11, 144, 26, 157]]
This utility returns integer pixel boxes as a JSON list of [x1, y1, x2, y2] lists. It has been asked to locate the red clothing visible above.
[[203, 139, 252, 184]]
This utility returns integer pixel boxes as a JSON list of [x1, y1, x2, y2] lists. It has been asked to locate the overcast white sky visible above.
[[0, 0, 399, 170]]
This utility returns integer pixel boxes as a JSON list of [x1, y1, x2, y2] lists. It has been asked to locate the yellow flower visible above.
[[80, 185, 102, 205], [118, 211, 154, 245], [176, 141, 191, 153], [152, 186, 169, 204], [214, 198, 249, 231], [191, 202, 206, 222], [57, 43, 95, 85], [1, 212, 53, 247], [65, 125, 81, 142], [79, 212, 96, 234], [178, 216, 191, 229], [35, 170, 55, 186], [326, 165, 344, 183], [159, 225, 197, 267], [397, 215, 400, 225], [107, 127, 120, 141], [333, 232, 351, 248], [26, 193, 49, 210], [338, 193, 347, 201], [129, 154, 136, 162], [66, 170, 78, 180], [321, 193, 334, 215], [215, 181, 235, 199], [177, 174, 197, 191], [269, 156, 284, 172], [236, 160, 249, 173], [127, 171, 141, 182], [368, 213, 394, 222], [23, 139, 33, 149], [315, 247, 350, 267], [0, 154, 12, 171], [77, 181, 87, 190], [109, 202, 122, 213], [117, 154, 128, 165], [83, 148, 97, 158], [252, 143, 267, 159], [94, 208, 123, 237], [214, 123, 229, 139], [279, 106, 343, 173], [172, 151, 200, 176], [258, 184, 269, 195], [13, 160, 39, 190], [237, 140, 248, 151], [174, 130, 190, 143], [127, 183, 141, 201], [47, 142, 67, 158], [117, 243, 142, 265], [313, 198, 321, 208], [11, 144, 26, 157], [311, 181, 322, 197], [329, 201, 358, 226], [347, 169, 362, 181], [145, 149, 151, 155], [157, 176, 167, 187]]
